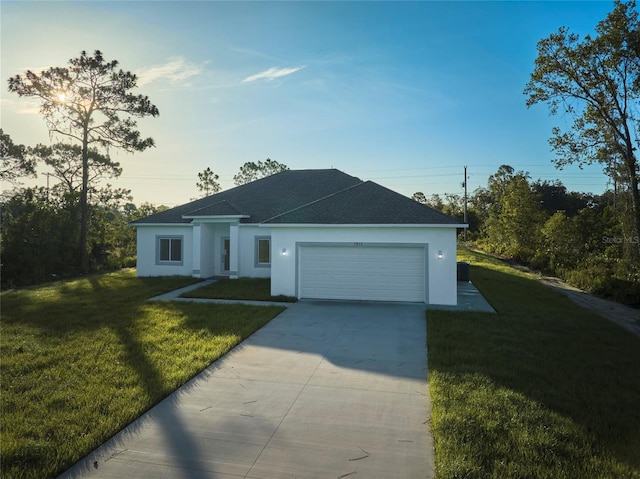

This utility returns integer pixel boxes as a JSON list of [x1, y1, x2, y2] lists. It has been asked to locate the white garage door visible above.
[[299, 244, 426, 303]]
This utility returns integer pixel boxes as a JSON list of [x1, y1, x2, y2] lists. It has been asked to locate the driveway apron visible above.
[[60, 301, 433, 479]]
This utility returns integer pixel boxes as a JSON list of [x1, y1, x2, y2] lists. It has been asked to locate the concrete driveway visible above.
[[60, 301, 433, 479]]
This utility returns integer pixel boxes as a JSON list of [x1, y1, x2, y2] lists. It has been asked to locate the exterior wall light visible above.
[[437, 250, 444, 260], [281, 248, 288, 256]]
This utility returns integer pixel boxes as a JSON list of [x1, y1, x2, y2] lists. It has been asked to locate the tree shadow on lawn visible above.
[[428, 263, 640, 472], [1, 275, 282, 478], [59, 301, 283, 479]]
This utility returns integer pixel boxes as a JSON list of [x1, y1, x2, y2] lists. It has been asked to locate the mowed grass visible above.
[[0, 270, 284, 479], [183, 277, 297, 302], [428, 247, 640, 479]]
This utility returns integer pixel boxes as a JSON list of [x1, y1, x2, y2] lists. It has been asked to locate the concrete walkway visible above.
[[149, 280, 299, 307], [148, 280, 217, 301], [427, 281, 496, 313], [59, 301, 432, 479]]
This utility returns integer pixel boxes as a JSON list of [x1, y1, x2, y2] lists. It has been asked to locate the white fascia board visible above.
[[261, 223, 468, 229], [128, 222, 192, 227], [181, 215, 250, 221]]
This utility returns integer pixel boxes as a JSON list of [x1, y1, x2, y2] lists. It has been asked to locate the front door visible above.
[[222, 237, 230, 274]]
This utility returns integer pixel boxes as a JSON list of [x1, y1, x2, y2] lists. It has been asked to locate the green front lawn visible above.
[[429, 247, 640, 478], [182, 277, 297, 302], [0, 270, 284, 479]]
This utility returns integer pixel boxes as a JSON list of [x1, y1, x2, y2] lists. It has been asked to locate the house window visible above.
[[255, 237, 271, 267], [157, 236, 183, 264]]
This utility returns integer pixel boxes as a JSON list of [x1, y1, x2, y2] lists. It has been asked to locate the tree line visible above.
[[414, 163, 639, 305], [1, 125, 287, 288], [1, 129, 165, 287]]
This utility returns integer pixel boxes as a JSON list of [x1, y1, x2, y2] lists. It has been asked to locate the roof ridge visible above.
[[260, 180, 365, 224], [184, 198, 245, 216], [184, 198, 229, 215], [262, 179, 462, 225]]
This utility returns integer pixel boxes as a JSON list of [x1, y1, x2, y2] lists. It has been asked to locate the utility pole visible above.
[[463, 166, 468, 242]]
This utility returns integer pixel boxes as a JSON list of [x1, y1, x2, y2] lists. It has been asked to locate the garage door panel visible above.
[[299, 245, 425, 303]]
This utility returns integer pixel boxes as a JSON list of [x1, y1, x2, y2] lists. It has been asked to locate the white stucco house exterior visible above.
[[130, 169, 466, 305]]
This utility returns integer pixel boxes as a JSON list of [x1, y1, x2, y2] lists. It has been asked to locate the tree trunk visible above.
[[623, 138, 640, 257], [78, 129, 90, 273], [629, 165, 640, 256]]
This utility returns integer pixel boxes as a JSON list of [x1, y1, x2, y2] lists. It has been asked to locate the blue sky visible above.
[[1, 1, 619, 206]]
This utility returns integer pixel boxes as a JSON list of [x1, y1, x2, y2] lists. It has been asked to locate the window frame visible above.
[[255, 236, 271, 267], [156, 235, 184, 265]]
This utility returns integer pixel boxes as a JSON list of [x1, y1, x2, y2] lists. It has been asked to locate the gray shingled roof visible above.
[[263, 181, 461, 224], [183, 200, 245, 217], [130, 168, 461, 226]]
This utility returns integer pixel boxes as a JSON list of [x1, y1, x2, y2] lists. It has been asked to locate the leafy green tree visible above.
[[8, 50, 159, 272], [414, 192, 453, 212], [482, 167, 545, 260], [428, 193, 445, 211], [1, 188, 78, 285], [537, 206, 615, 274], [539, 211, 578, 272], [470, 186, 492, 226], [525, 0, 640, 252], [442, 193, 464, 219], [196, 167, 221, 196], [120, 202, 170, 262], [86, 189, 134, 271], [233, 158, 288, 185], [486, 165, 515, 206], [472, 165, 516, 232], [125, 202, 169, 222], [532, 179, 591, 217], [0, 129, 36, 186]]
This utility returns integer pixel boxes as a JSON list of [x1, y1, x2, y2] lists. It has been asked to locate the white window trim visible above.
[[255, 236, 271, 268], [156, 235, 184, 265]]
